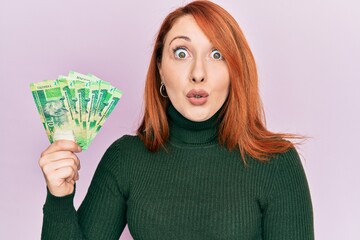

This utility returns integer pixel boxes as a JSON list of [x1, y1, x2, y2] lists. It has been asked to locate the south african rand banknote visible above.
[[30, 71, 122, 150]]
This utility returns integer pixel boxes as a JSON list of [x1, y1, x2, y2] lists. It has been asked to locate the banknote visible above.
[[30, 71, 122, 150], [74, 80, 90, 146], [88, 87, 123, 145], [87, 77, 101, 124], [89, 80, 111, 132], [57, 77, 80, 125], [30, 80, 75, 144]]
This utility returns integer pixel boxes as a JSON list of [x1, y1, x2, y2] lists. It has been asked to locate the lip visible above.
[[186, 89, 209, 106]]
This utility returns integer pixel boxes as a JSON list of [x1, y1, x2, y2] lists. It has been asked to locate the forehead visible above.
[[164, 15, 210, 45]]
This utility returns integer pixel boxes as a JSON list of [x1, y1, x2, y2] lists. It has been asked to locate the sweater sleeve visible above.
[[41, 139, 128, 240], [262, 147, 314, 240]]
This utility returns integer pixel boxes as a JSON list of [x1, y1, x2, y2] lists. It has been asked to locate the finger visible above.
[[66, 170, 78, 182], [39, 151, 80, 170], [42, 158, 79, 176], [67, 179, 75, 186], [41, 140, 82, 157], [48, 166, 77, 186], [65, 166, 79, 182], [74, 171, 79, 181]]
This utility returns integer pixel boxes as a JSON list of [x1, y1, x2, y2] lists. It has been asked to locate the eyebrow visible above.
[[169, 36, 191, 46]]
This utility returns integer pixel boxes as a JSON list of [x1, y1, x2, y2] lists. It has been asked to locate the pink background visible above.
[[1, 0, 359, 239]]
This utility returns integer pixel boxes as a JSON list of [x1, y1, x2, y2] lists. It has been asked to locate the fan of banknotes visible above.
[[30, 71, 123, 150]]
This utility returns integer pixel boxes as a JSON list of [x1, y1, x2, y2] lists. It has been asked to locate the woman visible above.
[[39, 1, 314, 239]]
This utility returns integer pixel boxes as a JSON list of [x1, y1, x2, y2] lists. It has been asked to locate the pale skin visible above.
[[158, 15, 230, 121], [39, 140, 81, 197], [39, 15, 230, 197]]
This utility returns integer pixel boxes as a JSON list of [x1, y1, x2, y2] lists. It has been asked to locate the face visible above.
[[158, 15, 230, 122], [44, 100, 67, 117]]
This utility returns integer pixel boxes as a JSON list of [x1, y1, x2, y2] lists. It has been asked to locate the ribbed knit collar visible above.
[[167, 103, 221, 147]]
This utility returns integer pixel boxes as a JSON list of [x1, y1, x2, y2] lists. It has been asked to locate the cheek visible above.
[[210, 66, 230, 92], [162, 62, 190, 90]]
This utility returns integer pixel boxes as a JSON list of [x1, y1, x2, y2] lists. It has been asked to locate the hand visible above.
[[39, 140, 82, 197]]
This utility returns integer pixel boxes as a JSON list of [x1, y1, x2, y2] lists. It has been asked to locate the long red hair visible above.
[[137, 0, 301, 163]]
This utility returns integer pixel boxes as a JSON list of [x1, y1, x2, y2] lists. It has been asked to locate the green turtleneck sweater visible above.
[[41, 104, 314, 239]]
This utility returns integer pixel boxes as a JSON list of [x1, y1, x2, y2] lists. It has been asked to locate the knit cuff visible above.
[[43, 186, 77, 222]]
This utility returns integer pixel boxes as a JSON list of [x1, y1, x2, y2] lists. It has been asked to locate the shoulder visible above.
[[264, 147, 311, 201], [270, 147, 306, 176], [105, 134, 146, 154], [247, 147, 309, 197], [97, 134, 144, 168], [99, 134, 153, 170], [248, 147, 304, 172], [109, 134, 142, 146], [254, 147, 307, 182]]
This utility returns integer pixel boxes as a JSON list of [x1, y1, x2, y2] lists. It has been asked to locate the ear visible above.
[[157, 61, 164, 82]]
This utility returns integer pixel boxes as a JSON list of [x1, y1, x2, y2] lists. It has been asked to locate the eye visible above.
[[173, 48, 189, 59], [210, 49, 223, 60]]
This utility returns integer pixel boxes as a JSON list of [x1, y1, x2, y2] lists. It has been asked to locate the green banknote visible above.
[[57, 76, 90, 148], [87, 77, 101, 124], [88, 87, 123, 145], [30, 80, 75, 144], [89, 80, 111, 134], [68, 71, 100, 147], [57, 77, 80, 126], [74, 79, 91, 147], [30, 71, 123, 150]]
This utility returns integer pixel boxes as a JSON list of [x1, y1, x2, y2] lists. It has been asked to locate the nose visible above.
[[190, 57, 206, 83]]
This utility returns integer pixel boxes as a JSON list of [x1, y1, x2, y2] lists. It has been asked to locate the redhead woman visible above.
[[39, 1, 314, 239]]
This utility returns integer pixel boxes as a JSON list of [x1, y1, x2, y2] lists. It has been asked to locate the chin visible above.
[[184, 109, 211, 122]]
